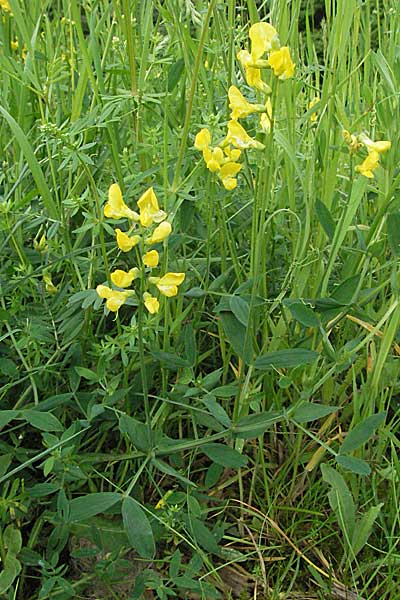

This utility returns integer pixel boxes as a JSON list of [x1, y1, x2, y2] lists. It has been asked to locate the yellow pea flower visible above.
[[237, 50, 271, 94], [260, 98, 273, 133], [143, 250, 159, 268], [219, 162, 241, 190], [143, 292, 160, 314], [137, 187, 167, 227], [194, 128, 211, 150], [355, 151, 380, 179], [343, 130, 361, 153], [43, 273, 58, 294], [249, 22, 279, 60], [149, 273, 185, 297], [111, 268, 140, 288], [358, 133, 391, 154], [202, 146, 224, 172], [268, 47, 295, 80], [104, 183, 140, 221], [11, 39, 18, 51], [0, 0, 12, 12], [96, 284, 134, 312], [146, 221, 172, 245], [225, 120, 265, 150], [223, 146, 241, 162], [228, 86, 265, 120], [115, 228, 140, 252], [308, 96, 320, 123]]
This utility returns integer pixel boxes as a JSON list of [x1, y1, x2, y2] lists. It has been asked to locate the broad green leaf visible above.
[[321, 464, 355, 543], [331, 275, 361, 305], [233, 411, 283, 439], [4, 525, 22, 555], [340, 412, 386, 455], [219, 311, 252, 365], [287, 301, 320, 328], [336, 455, 371, 476], [202, 443, 248, 468], [119, 414, 151, 451], [351, 504, 383, 558], [74, 366, 99, 381], [0, 411, 17, 428], [184, 324, 197, 367], [190, 517, 220, 555], [23, 410, 64, 432], [0, 554, 21, 595], [202, 396, 232, 428], [150, 350, 191, 369], [168, 58, 185, 91], [292, 402, 338, 423], [254, 349, 319, 369], [151, 458, 196, 487], [316, 200, 335, 240], [122, 497, 155, 559], [212, 385, 238, 398], [229, 296, 250, 327], [69, 492, 121, 522]]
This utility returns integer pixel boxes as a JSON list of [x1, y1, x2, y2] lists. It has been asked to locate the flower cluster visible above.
[[96, 184, 185, 314], [194, 22, 295, 190], [343, 130, 391, 178]]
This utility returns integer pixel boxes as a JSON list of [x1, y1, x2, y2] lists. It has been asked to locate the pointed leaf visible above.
[[122, 497, 155, 559]]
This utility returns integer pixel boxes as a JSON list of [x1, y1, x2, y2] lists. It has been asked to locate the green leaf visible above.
[[4, 525, 22, 555], [151, 458, 196, 487], [212, 385, 238, 398], [150, 350, 191, 369], [0, 554, 21, 595], [69, 492, 121, 522], [202, 443, 248, 468], [340, 412, 386, 455], [229, 296, 250, 327], [219, 311, 252, 364], [74, 366, 99, 381], [202, 396, 232, 429], [119, 414, 152, 451], [292, 402, 338, 423], [0, 411, 18, 428], [190, 517, 220, 555], [336, 455, 371, 476], [351, 503, 383, 558], [184, 324, 197, 367], [316, 200, 335, 240], [321, 464, 355, 543], [254, 349, 319, 369], [233, 411, 283, 439], [168, 58, 185, 91], [122, 497, 155, 559], [387, 212, 400, 256], [23, 410, 64, 432], [287, 301, 320, 327]]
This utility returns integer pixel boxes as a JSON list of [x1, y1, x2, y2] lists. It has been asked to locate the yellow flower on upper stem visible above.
[[237, 50, 271, 94], [149, 272, 185, 297], [228, 86, 265, 120], [225, 120, 265, 150], [202, 146, 224, 172], [104, 183, 140, 221], [115, 228, 140, 252], [219, 162, 242, 190], [223, 146, 241, 162], [137, 187, 166, 227], [143, 250, 159, 268], [143, 292, 160, 314], [111, 268, 140, 288], [249, 22, 279, 60], [358, 133, 391, 154], [356, 151, 380, 179], [11, 39, 18, 51], [194, 128, 211, 150], [146, 221, 172, 245], [268, 47, 295, 80], [96, 285, 134, 312]]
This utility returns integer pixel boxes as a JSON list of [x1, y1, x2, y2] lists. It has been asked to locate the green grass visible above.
[[0, 0, 400, 598]]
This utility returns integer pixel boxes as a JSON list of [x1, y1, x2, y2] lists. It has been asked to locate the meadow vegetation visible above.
[[0, 0, 399, 598]]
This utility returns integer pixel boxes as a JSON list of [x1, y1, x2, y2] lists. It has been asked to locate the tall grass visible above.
[[0, 0, 399, 598]]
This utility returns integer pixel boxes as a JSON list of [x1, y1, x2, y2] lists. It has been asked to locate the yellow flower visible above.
[[115, 228, 140, 252], [260, 98, 273, 133], [223, 146, 241, 162], [143, 292, 160, 314], [43, 273, 57, 294], [308, 96, 320, 123], [0, 0, 12, 13], [11, 40, 18, 51], [137, 187, 166, 227], [194, 128, 211, 150], [358, 133, 391, 154], [111, 268, 140, 288], [150, 272, 185, 297], [268, 47, 295, 80], [228, 86, 264, 120], [202, 146, 224, 172], [225, 120, 265, 150], [237, 50, 271, 93], [343, 130, 361, 153], [96, 284, 134, 312], [249, 22, 279, 60], [104, 183, 140, 221], [146, 221, 172, 245], [355, 151, 380, 179], [143, 250, 159, 268], [219, 162, 241, 190]]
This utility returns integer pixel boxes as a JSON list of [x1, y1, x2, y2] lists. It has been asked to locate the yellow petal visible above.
[[358, 133, 391, 154], [194, 128, 211, 150], [219, 162, 241, 179], [228, 86, 260, 120], [222, 177, 237, 191], [225, 120, 265, 150], [104, 183, 140, 221], [146, 221, 172, 245], [268, 47, 295, 80], [137, 187, 166, 227], [43, 273, 58, 294], [355, 151, 380, 179], [111, 268, 139, 288], [96, 284, 113, 299], [143, 292, 160, 314], [143, 250, 159, 268], [249, 22, 279, 61], [115, 228, 140, 252], [155, 272, 185, 297]]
